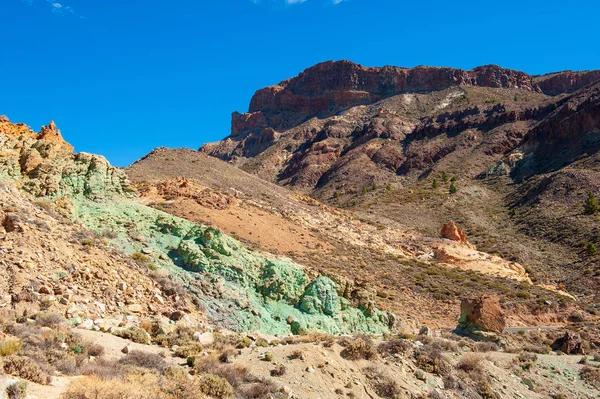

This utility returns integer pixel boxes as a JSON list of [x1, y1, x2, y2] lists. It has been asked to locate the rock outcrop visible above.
[[551, 331, 585, 355], [458, 295, 506, 334], [0, 118, 131, 200], [440, 221, 469, 245]]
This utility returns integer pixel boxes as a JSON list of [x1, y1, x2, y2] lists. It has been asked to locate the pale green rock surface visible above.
[[0, 134, 396, 335]]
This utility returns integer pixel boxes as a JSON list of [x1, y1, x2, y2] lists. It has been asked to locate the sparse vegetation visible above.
[[339, 335, 377, 360], [584, 191, 599, 215]]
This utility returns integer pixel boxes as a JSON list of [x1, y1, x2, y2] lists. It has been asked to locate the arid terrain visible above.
[[1, 61, 600, 399]]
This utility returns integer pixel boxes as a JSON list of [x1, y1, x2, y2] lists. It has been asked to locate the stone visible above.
[[440, 221, 469, 244], [122, 345, 132, 354], [38, 286, 53, 295], [170, 310, 185, 321], [78, 319, 94, 330], [458, 296, 505, 334], [127, 304, 143, 314], [193, 331, 215, 346], [551, 331, 585, 355]]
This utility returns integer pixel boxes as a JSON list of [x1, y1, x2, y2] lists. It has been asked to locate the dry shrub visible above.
[[339, 335, 377, 360], [363, 366, 402, 399], [288, 349, 304, 360], [414, 346, 452, 376], [154, 325, 196, 347], [427, 338, 459, 353], [475, 342, 499, 352], [6, 381, 27, 399], [580, 366, 600, 388], [517, 351, 537, 370], [34, 312, 65, 328], [2, 355, 52, 384], [457, 353, 486, 372], [218, 347, 240, 363], [236, 381, 280, 399], [378, 339, 413, 357], [593, 352, 600, 362], [86, 341, 106, 357], [270, 364, 286, 377], [174, 343, 203, 358], [0, 339, 22, 356], [115, 327, 150, 344], [62, 376, 159, 399], [198, 374, 234, 398], [119, 350, 167, 373]]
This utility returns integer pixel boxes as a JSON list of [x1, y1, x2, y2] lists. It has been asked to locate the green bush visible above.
[[198, 374, 234, 398], [584, 191, 599, 215]]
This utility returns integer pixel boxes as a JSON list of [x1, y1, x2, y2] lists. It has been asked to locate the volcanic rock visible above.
[[552, 331, 585, 355], [458, 295, 505, 334], [440, 221, 469, 244]]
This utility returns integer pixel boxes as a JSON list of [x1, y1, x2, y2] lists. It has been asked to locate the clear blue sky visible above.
[[1, 0, 599, 166]]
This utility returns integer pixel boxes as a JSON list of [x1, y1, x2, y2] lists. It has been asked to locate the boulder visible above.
[[552, 331, 585, 355], [440, 221, 468, 244], [458, 296, 505, 334]]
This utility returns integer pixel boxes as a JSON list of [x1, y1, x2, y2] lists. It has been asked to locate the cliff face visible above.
[[227, 61, 600, 136]]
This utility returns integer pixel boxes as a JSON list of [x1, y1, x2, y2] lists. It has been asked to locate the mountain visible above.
[[1, 63, 600, 399], [200, 61, 600, 314]]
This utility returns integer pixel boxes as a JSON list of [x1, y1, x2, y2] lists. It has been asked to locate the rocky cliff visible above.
[[218, 61, 600, 137]]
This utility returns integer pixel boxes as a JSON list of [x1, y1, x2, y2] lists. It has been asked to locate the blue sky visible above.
[[1, 0, 599, 166]]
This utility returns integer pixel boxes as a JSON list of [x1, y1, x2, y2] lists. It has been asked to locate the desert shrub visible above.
[[81, 358, 127, 380], [34, 311, 64, 328], [363, 366, 402, 399], [270, 364, 286, 377], [339, 335, 377, 360], [151, 273, 186, 297], [236, 381, 280, 399], [153, 325, 196, 347], [6, 381, 27, 399], [62, 376, 158, 399], [115, 327, 150, 344], [378, 339, 413, 357], [210, 333, 252, 351], [475, 342, 499, 352], [593, 352, 600, 362], [414, 346, 452, 376], [119, 350, 167, 373], [2, 355, 51, 384], [86, 341, 106, 357], [428, 338, 459, 353], [255, 338, 269, 348], [0, 339, 22, 356], [568, 311, 586, 323], [262, 352, 274, 362], [218, 347, 240, 363], [131, 252, 151, 264], [580, 366, 600, 388], [288, 349, 304, 360], [457, 353, 486, 372], [517, 351, 538, 370], [174, 343, 203, 358], [198, 374, 234, 398]]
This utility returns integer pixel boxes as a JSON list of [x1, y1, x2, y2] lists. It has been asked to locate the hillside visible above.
[[200, 61, 600, 316]]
